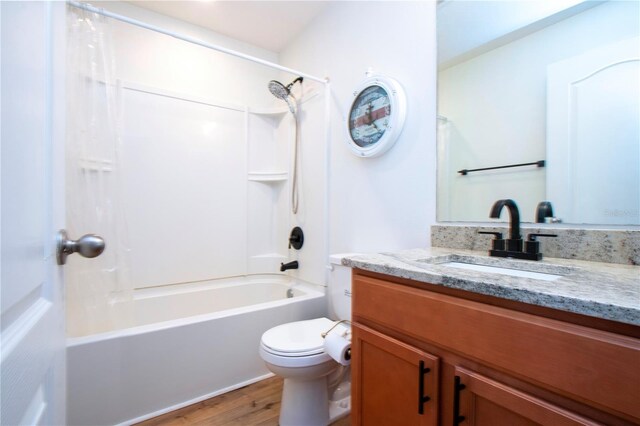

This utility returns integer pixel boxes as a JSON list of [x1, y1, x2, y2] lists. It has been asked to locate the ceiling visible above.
[[437, 0, 602, 69], [125, 1, 328, 53]]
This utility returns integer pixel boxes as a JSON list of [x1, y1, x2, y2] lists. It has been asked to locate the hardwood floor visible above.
[[136, 376, 351, 426]]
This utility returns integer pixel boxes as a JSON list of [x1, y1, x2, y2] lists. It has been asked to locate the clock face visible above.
[[348, 85, 391, 148]]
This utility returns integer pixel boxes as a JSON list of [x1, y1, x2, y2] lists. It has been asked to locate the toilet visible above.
[[259, 254, 353, 426]]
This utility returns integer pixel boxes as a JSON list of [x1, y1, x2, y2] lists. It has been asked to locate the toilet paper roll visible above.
[[324, 332, 351, 366]]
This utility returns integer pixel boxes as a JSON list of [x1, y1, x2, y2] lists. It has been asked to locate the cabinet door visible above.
[[352, 324, 439, 426], [453, 367, 601, 426]]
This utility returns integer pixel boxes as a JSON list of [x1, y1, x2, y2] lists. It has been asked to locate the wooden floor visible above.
[[136, 376, 351, 426]]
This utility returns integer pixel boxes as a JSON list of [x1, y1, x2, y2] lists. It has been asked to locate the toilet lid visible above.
[[261, 317, 334, 355]]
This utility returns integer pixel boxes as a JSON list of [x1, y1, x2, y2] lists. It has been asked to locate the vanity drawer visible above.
[[352, 273, 640, 421]]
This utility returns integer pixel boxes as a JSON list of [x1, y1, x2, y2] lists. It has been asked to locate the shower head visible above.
[[268, 76, 304, 103], [268, 76, 303, 99], [268, 80, 290, 100]]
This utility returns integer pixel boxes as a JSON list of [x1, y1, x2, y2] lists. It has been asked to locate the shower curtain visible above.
[[66, 5, 132, 337], [436, 116, 452, 221]]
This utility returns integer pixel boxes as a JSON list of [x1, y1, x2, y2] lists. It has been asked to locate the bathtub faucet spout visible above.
[[280, 261, 299, 272]]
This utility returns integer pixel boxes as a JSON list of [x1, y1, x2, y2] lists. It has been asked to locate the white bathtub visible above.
[[67, 276, 326, 426]]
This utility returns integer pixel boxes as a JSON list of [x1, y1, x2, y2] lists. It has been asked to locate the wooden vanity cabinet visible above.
[[351, 269, 640, 426]]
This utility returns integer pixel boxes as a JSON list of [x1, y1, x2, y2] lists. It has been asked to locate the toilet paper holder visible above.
[[321, 320, 352, 362], [321, 319, 351, 338]]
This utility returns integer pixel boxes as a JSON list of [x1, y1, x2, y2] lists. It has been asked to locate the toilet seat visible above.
[[261, 317, 334, 355], [260, 344, 333, 368], [260, 318, 336, 368]]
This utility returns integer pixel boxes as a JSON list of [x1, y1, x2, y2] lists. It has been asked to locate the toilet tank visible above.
[[328, 254, 357, 320]]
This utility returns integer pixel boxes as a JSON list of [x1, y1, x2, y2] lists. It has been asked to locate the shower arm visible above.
[[287, 77, 304, 90]]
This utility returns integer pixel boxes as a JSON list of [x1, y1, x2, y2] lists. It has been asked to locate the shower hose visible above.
[[291, 97, 300, 215]]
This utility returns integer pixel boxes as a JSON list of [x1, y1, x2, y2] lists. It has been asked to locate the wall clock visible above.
[[346, 73, 407, 157]]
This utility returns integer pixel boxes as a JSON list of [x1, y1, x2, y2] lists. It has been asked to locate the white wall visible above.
[[280, 1, 437, 256], [438, 0, 639, 223]]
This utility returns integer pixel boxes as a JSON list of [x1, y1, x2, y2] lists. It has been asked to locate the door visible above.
[[1, 2, 66, 425], [547, 37, 640, 225], [352, 324, 439, 426], [453, 367, 599, 426]]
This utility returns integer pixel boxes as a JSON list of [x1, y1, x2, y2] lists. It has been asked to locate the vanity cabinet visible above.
[[351, 270, 640, 426]]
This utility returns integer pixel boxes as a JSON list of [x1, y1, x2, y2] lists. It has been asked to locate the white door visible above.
[[1, 2, 67, 425], [547, 37, 640, 225]]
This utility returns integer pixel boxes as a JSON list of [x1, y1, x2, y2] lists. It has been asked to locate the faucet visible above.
[[536, 201, 562, 223], [483, 199, 557, 261], [280, 260, 299, 272], [535, 201, 553, 223], [489, 199, 522, 252]]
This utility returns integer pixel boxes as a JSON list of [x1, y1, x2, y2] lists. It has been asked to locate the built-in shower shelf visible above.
[[248, 106, 289, 116], [248, 171, 288, 182]]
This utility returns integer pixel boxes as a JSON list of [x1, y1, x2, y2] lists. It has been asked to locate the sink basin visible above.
[[441, 261, 563, 281], [405, 254, 575, 281]]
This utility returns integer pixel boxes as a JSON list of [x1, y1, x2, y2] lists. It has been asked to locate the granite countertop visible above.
[[342, 247, 640, 326]]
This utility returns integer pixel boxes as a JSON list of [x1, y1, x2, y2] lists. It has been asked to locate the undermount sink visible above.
[[407, 254, 576, 282], [440, 261, 563, 281]]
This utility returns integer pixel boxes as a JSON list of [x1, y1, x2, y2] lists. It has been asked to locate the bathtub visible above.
[[67, 276, 326, 426]]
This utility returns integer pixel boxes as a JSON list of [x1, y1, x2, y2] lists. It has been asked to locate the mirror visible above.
[[436, 0, 640, 225]]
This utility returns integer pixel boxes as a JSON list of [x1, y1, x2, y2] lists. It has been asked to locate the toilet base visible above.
[[279, 376, 351, 426], [329, 394, 351, 423], [280, 376, 330, 426]]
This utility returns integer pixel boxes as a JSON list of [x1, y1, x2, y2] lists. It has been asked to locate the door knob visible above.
[[56, 229, 105, 265]]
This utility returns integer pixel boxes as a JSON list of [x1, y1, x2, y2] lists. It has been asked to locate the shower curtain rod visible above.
[[67, 1, 329, 84]]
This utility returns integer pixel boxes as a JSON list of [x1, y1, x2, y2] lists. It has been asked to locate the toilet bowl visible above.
[[260, 318, 346, 426], [259, 255, 354, 426]]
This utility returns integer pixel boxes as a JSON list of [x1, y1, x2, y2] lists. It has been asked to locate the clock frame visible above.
[[345, 74, 407, 158]]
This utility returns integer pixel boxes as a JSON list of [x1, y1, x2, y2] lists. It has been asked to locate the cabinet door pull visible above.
[[453, 375, 466, 425], [418, 360, 431, 414]]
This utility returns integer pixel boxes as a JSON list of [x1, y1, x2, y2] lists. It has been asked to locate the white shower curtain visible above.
[[436, 116, 452, 221], [66, 4, 132, 337]]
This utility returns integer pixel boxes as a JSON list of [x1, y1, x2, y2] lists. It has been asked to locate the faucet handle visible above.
[[479, 231, 503, 239], [479, 231, 505, 251], [288, 227, 304, 250], [527, 233, 558, 241], [524, 233, 557, 257]]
